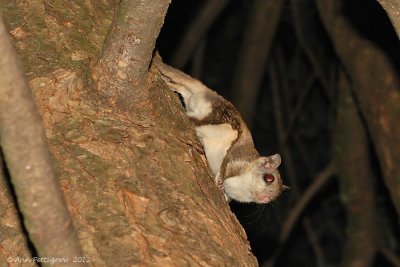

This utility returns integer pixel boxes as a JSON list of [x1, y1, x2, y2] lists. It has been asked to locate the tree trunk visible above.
[[0, 17, 84, 265], [0, 1, 257, 266], [334, 71, 378, 267]]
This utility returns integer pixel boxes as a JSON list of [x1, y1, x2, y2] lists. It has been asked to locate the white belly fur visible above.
[[195, 124, 238, 175]]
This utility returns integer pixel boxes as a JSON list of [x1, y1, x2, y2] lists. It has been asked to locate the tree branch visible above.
[[91, 0, 170, 110], [170, 0, 229, 68], [279, 161, 335, 244], [334, 70, 378, 267], [231, 0, 285, 127], [269, 53, 298, 193], [265, 52, 331, 267], [0, 17, 84, 264], [290, 0, 333, 101], [191, 38, 207, 79], [380, 246, 400, 267], [263, 161, 335, 267], [302, 219, 326, 267], [317, 0, 400, 220]]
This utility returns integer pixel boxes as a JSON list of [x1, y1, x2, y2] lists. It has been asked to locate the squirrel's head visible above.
[[224, 154, 288, 203]]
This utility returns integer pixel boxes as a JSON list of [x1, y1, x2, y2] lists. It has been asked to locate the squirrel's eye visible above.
[[263, 174, 275, 184]]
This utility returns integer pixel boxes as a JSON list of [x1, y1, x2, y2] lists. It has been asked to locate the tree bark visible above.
[[91, 0, 170, 111], [334, 71, 378, 267], [317, 0, 400, 221], [0, 1, 258, 266], [0, 17, 84, 265]]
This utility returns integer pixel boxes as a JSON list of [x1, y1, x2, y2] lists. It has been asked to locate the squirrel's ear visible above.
[[268, 154, 281, 169], [259, 154, 282, 169]]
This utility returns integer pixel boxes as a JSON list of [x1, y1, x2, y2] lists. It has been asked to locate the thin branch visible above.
[[266, 54, 333, 267], [293, 133, 315, 176], [380, 246, 400, 267], [287, 71, 316, 127], [262, 162, 335, 267], [279, 161, 335, 243], [0, 17, 84, 263], [302, 218, 326, 267], [190, 38, 207, 79], [290, 0, 333, 102], [269, 51, 298, 195], [231, 0, 286, 127], [170, 0, 229, 68], [91, 0, 170, 110]]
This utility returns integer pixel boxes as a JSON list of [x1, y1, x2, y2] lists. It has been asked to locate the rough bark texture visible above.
[[334, 71, 378, 267], [0, 17, 84, 265], [231, 0, 285, 126], [317, 0, 400, 220], [0, 1, 258, 266], [91, 0, 170, 111]]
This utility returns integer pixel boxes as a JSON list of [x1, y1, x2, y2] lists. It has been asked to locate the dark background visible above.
[[157, 0, 400, 266]]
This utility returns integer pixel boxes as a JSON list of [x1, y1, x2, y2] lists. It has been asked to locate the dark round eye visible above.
[[264, 174, 275, 184]]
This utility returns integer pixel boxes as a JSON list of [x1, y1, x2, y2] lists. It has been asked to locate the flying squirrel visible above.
[[153, 55, 288, 204]]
